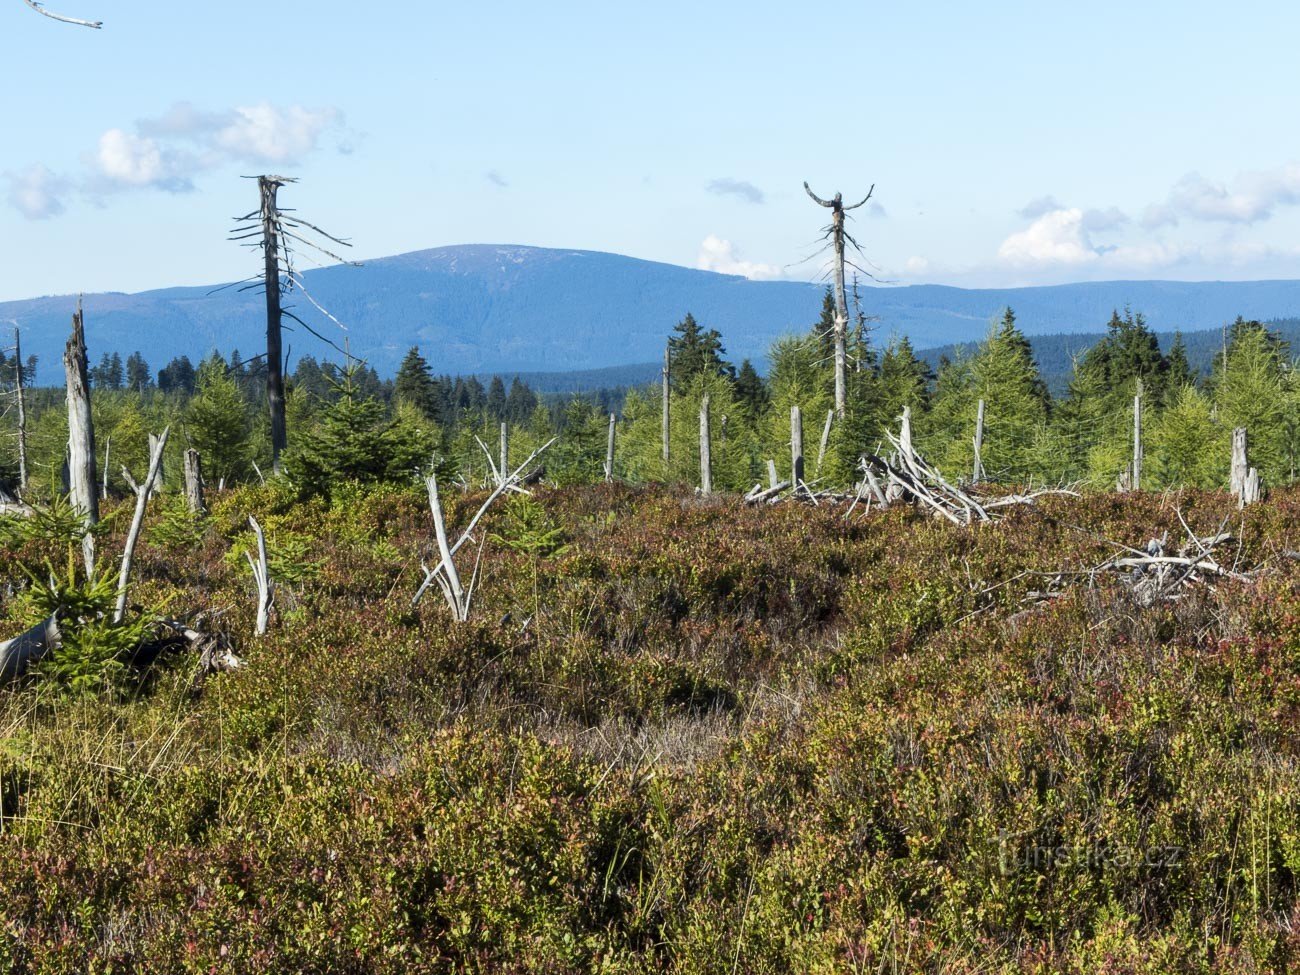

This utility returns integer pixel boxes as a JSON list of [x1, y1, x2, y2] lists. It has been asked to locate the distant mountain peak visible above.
[[2, 244, 1298, 381]]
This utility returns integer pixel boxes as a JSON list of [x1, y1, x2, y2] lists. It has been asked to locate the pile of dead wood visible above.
[[1021, 515, 1257, 609]]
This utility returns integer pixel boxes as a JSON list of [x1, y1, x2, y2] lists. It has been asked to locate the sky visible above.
[[4, 0, 1300, 302]]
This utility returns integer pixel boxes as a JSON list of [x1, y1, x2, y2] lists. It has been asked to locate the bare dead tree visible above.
[[804, 181, 874, 419], [21, 0, 101, 27], [230, 176, 359, 472], [414, 438, 558, 615], [13, 327, 28, 495], [114, 427, 170, 623], [699, 393, 712, 495], [246, 516, 273, 636], [661, 343, 671, 466], [184, 448, 206, 514], [64, 303, 98, 575]]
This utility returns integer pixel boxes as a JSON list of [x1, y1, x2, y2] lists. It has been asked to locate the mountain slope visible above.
[[6, 244, 1300, 380]]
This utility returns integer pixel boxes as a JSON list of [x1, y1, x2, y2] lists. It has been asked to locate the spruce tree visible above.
[[394, 347, 438, 419], [668, 313, 733, 389], [486, 376, 508, 421], [733, 359, 769, 420], [186, 353, 252, 485], [125, 356, 152, 392]]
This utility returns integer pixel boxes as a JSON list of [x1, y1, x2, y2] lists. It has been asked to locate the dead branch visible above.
[[113, 426, 170, 623], [22, 0, 101, 27]]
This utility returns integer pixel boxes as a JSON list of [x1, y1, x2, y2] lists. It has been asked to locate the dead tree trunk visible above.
[[13, 327, 27, 496], [499, 423, 509, 487], [661, 344, 671, 467], [1231, 427, 1261, 507], [767, 459, 779, 491], [791, 405, 805, 487], [699, 393, 713, 495], [1132, 387, 1143, 492], [246, 516, 273, 636], [605, 413, 617, 483], [1230, 427, 1248, 497], [259, 176, 288, 472], [899, 405, 915, 467], [0, 616, 62, 682], [100, 436, 111, 500], [64, 305, 98, 576], [805, 182, 874, 420], [184, 448, 205, 514], [972, 398, 985, 484], [148, 432, 164, 498], [816, 409, 834, 473], [114, 427, 169, 623]]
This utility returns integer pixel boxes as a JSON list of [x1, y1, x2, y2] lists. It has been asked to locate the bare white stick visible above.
[[412, 437, 558, 609], [791, 406, 804, 486], [699, 393, 712, 495], [972, 399, 985, 484], [426, 473, 468, 620], [22, 0, 101, 27], [1132, 388, 1143, 492], [113, 426, 170, 623], [661, 344, 671, 466], [816, 409, 834, 472], [605, 413, 617, 482], [500, 422, 509, 487], [13, 327, 27, 495], [245, 516, 273, 636]]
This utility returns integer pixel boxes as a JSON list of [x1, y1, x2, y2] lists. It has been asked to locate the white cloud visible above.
[[997, 208, 1100, 267], [212, 103, 341, 165], [5, 164, 71, 220], [94, 128, 191, 189], [1157, 165, 1300, 225], [12, 101, 346, 214], [696, 235, 783, 280]]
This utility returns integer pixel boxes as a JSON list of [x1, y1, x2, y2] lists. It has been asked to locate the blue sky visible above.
[[3, 0, 1300, 301]]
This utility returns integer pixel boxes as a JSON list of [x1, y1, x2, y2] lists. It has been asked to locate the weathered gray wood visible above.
[[22, 0, 102, 28], [148, 432, 164, 498], [972, 398, 985, 484], [245, 515, 274, 635], [805, 182, 873, 419], [100, 435, 111, 499], [1230, 427, 1249, 499], [260, 176, 288, 472], [63, 305, 98, 576], [816, 409, 834, 472], [425, 474, 468, 620], [184, 448, 205, 513], [13, 327, 27, 496], [1242, 467, 1262, 507], [1132, 388, 1143, 492], [791, 406, 804, 486], [899, 405, 914, 467], [412, 438, 558, 611], [661, 344, 671, 466], [499, 423, 509, 487], [114, 427, 170, 623], [0, 616, 62, 682], [605, 413, 617, 482], [767, 459, 779, 491], [699, 393, 713, 495]]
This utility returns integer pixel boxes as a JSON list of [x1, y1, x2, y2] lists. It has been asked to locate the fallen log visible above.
[[0, 614, 61, 681]]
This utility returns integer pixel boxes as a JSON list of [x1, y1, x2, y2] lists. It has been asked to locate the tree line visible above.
[[2, 295, 1295, 500]]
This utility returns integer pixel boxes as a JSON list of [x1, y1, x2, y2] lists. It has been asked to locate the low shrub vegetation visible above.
[[1, 482, 1299, 971]]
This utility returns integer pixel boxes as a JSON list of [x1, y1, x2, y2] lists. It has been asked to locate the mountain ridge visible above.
[[5, 243, 1300, 381]]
